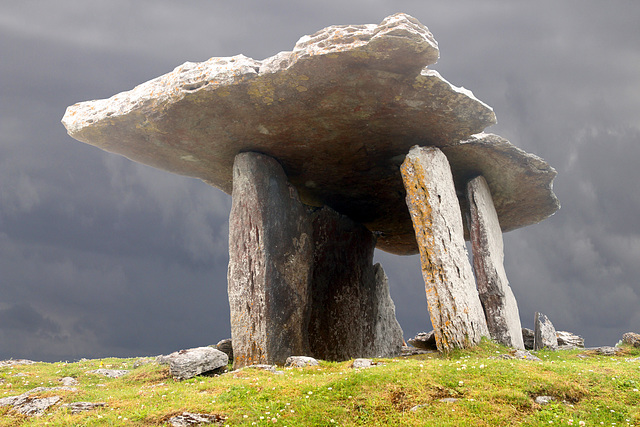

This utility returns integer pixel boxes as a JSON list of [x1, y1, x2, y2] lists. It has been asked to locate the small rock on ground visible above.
[[168, 411, 226, 426], [88, 369, 130, 378], [62, 401, 107, 414], [622, 332, 640, 348], [535, 396, 555, 405], [285, 356, 319, 368]]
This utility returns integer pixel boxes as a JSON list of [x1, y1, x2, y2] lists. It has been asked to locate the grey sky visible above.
[[1, 1, 639, 361]]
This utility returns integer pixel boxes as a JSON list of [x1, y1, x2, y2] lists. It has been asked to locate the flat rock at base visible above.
[[401, 146, 489, 351], [352, 359, 373, 369], [622, 332, 640, 348], [14, 396, 61, 416], [59, 377, 79, 386], [165, 347, 228, 380], [407, 331, 438, 350], [467, 175, 524, 349], [535, 396, 555, 405], [285, 356, 319, 368], [88, 369, 130, 378], [215, 339, 233, 361], [228, 152, 313, 369], [592, 346, 619, 356], [522, 328, 535, 350], [556, 331, 585, 349], [168, 412, 226, 426], [62, 401, 107, 414], [534, 312, 558, 351], [62, 14, 558, 255], [512, 350, 542, 361]]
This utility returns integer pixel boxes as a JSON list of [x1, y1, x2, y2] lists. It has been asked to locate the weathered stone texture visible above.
[[62, 14, 559, 255], [401, 146, 489, 351], [228, 152, 313, 368], [308, 207, 403, 360], [622, 332, 640, 348], [534, 312, 558, 350], [467, 175, 524, 349], [522, 328, 535, 350], [165, 347, 228, 380], [556, 331, 585, 349]]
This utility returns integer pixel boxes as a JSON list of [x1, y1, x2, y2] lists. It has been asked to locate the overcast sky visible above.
[[1, 1, 639, 362]]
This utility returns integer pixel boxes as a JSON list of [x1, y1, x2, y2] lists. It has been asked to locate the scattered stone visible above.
[[62, 401, 107, 414], [228, 152, 313, 369], [399, 346, 435, 357], [622, 332, 640, 348], [592, 346, 619, 356], [410, 404, 428, 412], [0, 359, 36, 367], [439, 398, 458, 403], [0, 387, 76, 417], [215, 339, 233, 361], [466, 175, 524, 349], [626, 357, 640, 362], [244, 364, 277, 373], [534, 312, 558, 351], [59, 377, 79, 386], [556, 331, 585, 349], [88, 369, 130, 378], [164, 347, 228, 381], [535, 396, 555, 405], [168, 411, 226, 426], [62, 14, 558, 256], [407, 331, 438, 350], [285, 356, 319, 368], [401, 146, 489, 351], [133, 357, 156, 368], [522, 328, 535, 350], [352, 359, 373, 369], [512, 350, 542, 361]]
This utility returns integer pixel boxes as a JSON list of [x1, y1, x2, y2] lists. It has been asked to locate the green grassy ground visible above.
[[1, 340, 638, 426]]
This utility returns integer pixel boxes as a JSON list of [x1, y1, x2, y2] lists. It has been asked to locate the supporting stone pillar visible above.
[[400, 146, 489, 352], [466, 175, 525, 349], [308, 207, 404, 360], [228, 152, 313, 369]]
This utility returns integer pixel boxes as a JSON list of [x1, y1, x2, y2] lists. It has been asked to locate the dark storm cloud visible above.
[[1, 0, 638, 361]]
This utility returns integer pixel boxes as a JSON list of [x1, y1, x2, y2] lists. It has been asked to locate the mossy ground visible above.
[[1, 341, 639, 426]]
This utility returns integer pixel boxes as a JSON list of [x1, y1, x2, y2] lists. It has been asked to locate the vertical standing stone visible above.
[[308, 207, 403, 360], [466, 175, 524, 349], [400, 146, 489, 352], [228, 152, 313, 369], [534, 312, 558, 350]]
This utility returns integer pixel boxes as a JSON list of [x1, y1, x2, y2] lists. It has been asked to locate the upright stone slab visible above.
[[534, 312, 558, 350], [228, 152, 313, 369], [308, 207, 403, 360], [466, 175, 524, 349], [400, 146, 489, 352]]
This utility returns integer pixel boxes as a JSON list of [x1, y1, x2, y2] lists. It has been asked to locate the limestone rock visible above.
[[62, 14, 558, 255], [556, 331, 585, 349], [14, 396, 61, 416], [285, 356, 319, 368], [228, 152, 313, 368], [352, 359, 374, 369], [534, 312, 558, 351], [407, 331, 438, 350], [622, 332, 640, 348], [512, 350, 542, 361], [88, 369, 129, 378], [593, 346, 619, 356], [62, 401, 107, 414], [467, 175, 524, 349], [535, 396, 555, 405], [168, 412, 226, 426], [215, 338, 233, 361], [401, 146, 489, 351], [164, 347, 228, 380], [522, 328, 535, 350], [59, 377, 79, 386], [308, 207, 401, 361]]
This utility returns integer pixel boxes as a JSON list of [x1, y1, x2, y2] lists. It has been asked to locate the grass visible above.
[[0, 340, 638, 426]]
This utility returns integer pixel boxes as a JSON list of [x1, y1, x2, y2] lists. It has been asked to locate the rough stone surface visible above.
[[352, 359, 374, 369], [62, 401, 107, 414], [512, 350, 542, 361], [59, 377, 79, 386], [407, 331, 438, 350], [556, 331, 585, 349], [522, 328, 535, 350], [88, 369, 130, 378], [534, 312, 558, 351], [308, 206, 403, 360], [467, 175, 524, 349], [164, 347, 228, 380], [593, 346, 619, 356], [168, 412, 226, 426], [228, 152, 313, 369], [401, 145, 489, 351], [62, 14, 558, 255], [285, 356, 319, 368], [0, 387, 76, 417], [535, 396, 555, 405], [215, 339, 233, 361], [622, 332, 640, 348]]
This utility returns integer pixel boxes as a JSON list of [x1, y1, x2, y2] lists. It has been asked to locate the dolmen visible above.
[[62, 13, 559, 368]]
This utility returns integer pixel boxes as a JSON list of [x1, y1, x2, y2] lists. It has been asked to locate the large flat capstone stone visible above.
[[61, 13, 558, 255]]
